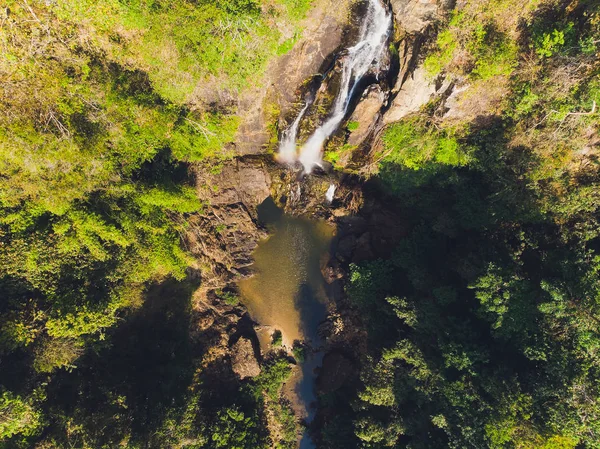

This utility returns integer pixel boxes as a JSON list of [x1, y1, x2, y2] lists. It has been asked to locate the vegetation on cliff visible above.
[[1, 0, 307, 447], [317, 0, 600, 448]]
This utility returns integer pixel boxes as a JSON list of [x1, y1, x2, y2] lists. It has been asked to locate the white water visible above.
[[325, 184, 336, 203], [278, 102, 310, 164], [278, 0, 392, 173]]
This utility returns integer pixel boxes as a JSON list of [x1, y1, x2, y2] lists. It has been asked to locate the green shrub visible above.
[[216, 289, 240, 306], [33, 338, 83, 373], [211, 407, 262, 449], [382, 118, 471, 171], [0, 391, 44, 440], [533, 22, 574, 58], [424, 28, 457, 76], [292, 342, 306, 362], [271, 330, 283, 347], [251, 357, 291, 401]]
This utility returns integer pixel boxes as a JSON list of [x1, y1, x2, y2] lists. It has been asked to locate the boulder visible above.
[[207, 158, 271, 209], [237, 159, 272, 208], [187, 157, 272, 289], [316, 351, 356, 394], [231, 337, 261, 379], [352, 232, 375, 262]]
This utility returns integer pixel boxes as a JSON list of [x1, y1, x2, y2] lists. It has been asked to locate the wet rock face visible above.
[[231, 337, 261, 379], [271, 1, 353, 113], [382, 0, 456, 126], [187, 157, 273, 290], [209, 158, 272, 211]]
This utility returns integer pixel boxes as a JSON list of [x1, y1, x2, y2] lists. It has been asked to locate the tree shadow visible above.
[[45, 277, 200, 447], [294, 283, 328, 449]]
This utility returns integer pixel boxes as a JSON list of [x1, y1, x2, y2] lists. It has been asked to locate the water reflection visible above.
[[238, 197, 334, 447], [239, 198, 333, 348]]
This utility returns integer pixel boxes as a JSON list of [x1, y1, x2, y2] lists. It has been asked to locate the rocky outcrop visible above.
[[391, 0, 442, 34], [347, 85, 387, 148], [442, 78, 509, 122], [231, 337, 261, 379], [187, 157, 272, 291], [382, 0, 455, 126], [316, 351, 356, 394], [384, 66, 451, 123], [235, 0, 354, 155]]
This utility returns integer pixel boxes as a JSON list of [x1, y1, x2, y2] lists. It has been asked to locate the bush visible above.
[[33, 338, 83, 373], [251, 358, 291, 401], [211, 407, 263, 449], [216, 289, 240, 306], [381, 118, 472, 171], [271, 330, 283, 347], [533, 22, 575, 58], [0, 391, 44, 440], [292, 342, 306, 362]]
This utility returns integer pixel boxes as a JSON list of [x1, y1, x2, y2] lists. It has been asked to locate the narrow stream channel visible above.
[[238, 197, 335, 448]]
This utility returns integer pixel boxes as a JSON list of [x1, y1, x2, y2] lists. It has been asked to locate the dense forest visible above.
[[0, 0, 307, 447], [1, 0, 600, 448], [319, 1, 600, 448]]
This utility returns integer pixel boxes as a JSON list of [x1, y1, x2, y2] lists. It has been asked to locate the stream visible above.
[[238, 197, 335, 448], [239, 0, 393, 446]]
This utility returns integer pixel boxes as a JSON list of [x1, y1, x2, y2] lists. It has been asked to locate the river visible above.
[[238, 197, 335, 448]]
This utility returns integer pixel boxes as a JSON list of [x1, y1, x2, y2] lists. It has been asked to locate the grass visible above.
[[50, 0, 313, 104], [424, 10, 518, 81]]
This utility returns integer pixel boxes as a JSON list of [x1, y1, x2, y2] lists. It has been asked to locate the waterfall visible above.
[[325, 184, 336, 203], [277, 0, 392, 173], [278, 102, 310, 164]]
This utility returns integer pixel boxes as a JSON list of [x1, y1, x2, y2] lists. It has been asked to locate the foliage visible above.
[[216, 289, 240, 306], [0, 0, 314, 446], [33, 338, 84, 373], [246, 357, 296, 447], [347, 121, 360, 131], [382, 118, 471, 170], [316, 1, 600, 448], [250, 358, 292, 401], [211, 407, 262, 449], [292, 342, 306, 363], [424, 6, 520, 80], [272, 330, 283, 347], [0, 391, 44, 440], [533, 22, 575, 58]]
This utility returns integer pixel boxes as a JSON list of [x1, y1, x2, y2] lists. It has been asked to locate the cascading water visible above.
[[278, 0, 392, 173], [325, 184, 336, 203], [278, 102, 310, 164]]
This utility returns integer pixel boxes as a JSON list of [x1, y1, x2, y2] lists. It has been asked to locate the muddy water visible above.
[[238, 197, 334, 447], [239, 198, 334, 348]]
